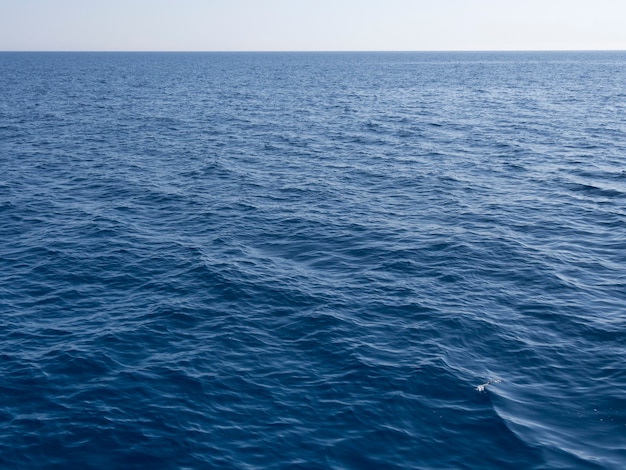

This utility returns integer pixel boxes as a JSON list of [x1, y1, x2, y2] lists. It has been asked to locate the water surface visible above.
[[1, 51, 625, 469]]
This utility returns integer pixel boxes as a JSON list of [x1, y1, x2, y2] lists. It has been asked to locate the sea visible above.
[[1, 51, 625, 469]]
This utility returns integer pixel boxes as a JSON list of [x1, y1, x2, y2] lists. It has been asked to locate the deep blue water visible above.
[[1, 51, 625, 469]]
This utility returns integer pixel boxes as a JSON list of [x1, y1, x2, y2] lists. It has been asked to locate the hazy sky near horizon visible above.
[[1, 0, 625, 51]]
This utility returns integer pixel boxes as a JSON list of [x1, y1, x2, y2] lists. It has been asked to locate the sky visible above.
[[1, 0, 625, 52]]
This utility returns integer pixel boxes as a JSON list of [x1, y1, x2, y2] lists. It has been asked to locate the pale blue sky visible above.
[[1, 0, 625, 51]]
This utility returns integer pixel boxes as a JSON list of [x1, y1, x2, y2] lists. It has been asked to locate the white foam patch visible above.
[[476, 379, 502, 392]]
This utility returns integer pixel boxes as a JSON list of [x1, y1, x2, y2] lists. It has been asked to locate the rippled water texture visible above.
[[1, 52, 625, 468]]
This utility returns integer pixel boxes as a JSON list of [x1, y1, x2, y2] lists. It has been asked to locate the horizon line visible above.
[[1, 49, 626, 54]]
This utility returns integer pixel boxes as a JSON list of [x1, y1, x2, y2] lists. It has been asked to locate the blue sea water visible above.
[[1, 51, 625, 469]]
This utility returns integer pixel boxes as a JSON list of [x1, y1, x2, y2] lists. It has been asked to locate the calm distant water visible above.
[[1, 51, 625, 469]]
